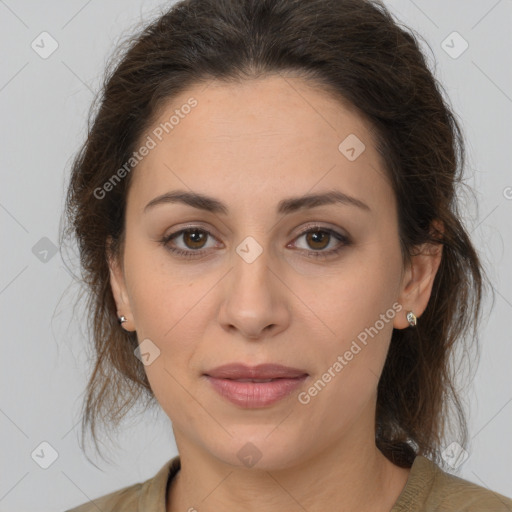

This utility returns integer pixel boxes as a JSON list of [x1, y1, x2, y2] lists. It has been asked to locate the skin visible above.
[[108, 74, 443, 512]]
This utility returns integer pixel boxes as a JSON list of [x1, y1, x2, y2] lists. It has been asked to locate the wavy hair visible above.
[[61, 0, 490, 467]]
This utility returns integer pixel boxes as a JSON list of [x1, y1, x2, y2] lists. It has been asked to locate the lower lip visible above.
[[204, 375, 308, 408]]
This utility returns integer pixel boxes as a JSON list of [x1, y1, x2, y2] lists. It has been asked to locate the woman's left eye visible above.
[[160, 225, 351, 260], [290, 227, 351, 258]]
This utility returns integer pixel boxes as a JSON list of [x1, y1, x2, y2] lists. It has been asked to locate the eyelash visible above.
[[159, 224, 351, 261]]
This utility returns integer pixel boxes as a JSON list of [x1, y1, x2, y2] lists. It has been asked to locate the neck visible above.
[[167, 423, 410, 512]]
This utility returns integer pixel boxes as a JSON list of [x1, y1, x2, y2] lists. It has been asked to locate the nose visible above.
[[217, 246, 291, 340]]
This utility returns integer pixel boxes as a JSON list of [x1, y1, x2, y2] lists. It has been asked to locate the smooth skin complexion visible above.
[[108, 75, 442, 512]]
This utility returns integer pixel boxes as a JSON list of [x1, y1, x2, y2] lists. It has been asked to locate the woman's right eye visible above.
[[160, 228, 220, 259]]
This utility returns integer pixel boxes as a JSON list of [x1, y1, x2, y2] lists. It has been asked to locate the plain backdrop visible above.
[[1, 1, 511, 510]]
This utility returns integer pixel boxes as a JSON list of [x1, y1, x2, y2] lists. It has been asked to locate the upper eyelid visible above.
[[166, 224, 347, 246]]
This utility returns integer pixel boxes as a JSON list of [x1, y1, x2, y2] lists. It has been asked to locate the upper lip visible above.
[[204, 363, 308, 380]]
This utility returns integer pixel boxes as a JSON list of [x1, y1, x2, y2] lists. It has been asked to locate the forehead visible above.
[[129, 75, 391, 214]]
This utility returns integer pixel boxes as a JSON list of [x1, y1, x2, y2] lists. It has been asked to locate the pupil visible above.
[[308, 231, 329, 250], [186, 229, 205, 248]]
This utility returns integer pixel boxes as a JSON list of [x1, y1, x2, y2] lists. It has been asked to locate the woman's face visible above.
[[109, 75, 424, 469]]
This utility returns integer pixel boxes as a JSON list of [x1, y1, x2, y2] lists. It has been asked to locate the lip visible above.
[[204, 363, 308, 380], [203, 363, 309, 408]]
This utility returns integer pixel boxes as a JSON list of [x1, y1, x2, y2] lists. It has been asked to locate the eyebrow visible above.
[[143, 189, 371, 215]]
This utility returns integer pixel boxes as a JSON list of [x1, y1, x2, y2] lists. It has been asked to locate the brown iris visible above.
[[305, 230, 330, 250], [182, 229, 208, 249]]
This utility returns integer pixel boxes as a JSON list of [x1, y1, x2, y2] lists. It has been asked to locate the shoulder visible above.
[[393, 455, 512, 511], [429, 466, 512, 511], [64, 481, 143, 512], [63, 455, 180, 512]]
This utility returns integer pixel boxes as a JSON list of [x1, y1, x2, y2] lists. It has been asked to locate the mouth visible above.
[[223, 378, 285, 382], [204, 362, 309, 380], [203, 365, 309, 408]]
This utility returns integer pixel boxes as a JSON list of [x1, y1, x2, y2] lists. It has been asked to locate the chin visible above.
[[205, 431, 308, 472]]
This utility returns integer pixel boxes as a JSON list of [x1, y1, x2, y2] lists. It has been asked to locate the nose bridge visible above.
[[232, 234, 275, 306], [218, 233, 289, 338]]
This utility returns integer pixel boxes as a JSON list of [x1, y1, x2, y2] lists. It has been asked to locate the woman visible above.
[[62, 0, 512, 510]]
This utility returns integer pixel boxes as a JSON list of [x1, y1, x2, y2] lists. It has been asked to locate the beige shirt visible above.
[[65, 454, 512, 511]]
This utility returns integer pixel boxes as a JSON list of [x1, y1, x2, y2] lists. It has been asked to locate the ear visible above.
[[107, 236, 135, 332], [393, 221, 444, 329]]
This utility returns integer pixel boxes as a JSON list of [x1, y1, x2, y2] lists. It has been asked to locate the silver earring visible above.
[[118, 315, 127, 325], [406, 311, 417, 327]]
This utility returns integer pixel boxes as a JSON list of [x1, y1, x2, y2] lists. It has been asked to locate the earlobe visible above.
[[106, 236, 135, 331], [393, 235, 443, 330]]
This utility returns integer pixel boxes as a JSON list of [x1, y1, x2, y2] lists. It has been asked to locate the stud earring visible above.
[[406, 311, 417, 327], [118, 315, 127, 325]]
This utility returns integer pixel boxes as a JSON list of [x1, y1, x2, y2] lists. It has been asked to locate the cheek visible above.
[[304, 243, 401, 334], [123, 235, 198, 334], [123, 245, 222, 377], [306, 242, 402, 388], [129, 271, 209, 350], [124, 260, 211, 416]]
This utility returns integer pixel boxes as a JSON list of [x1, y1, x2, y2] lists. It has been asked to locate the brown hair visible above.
[[61, 0, 490, 468]]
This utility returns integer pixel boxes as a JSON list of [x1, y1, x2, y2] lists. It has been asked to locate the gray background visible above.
[[1, 0, 511, 510]]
